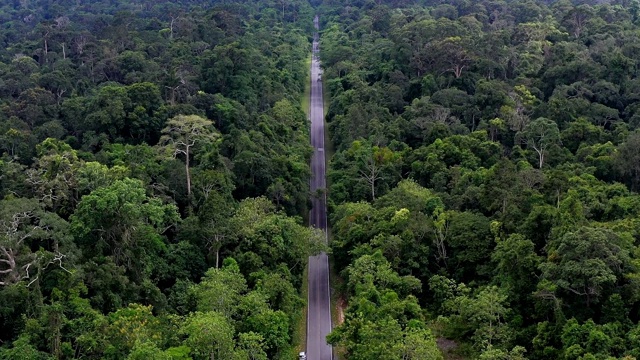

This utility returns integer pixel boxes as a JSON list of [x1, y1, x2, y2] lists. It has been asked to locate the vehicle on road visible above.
[[299, 351, 307, 359]]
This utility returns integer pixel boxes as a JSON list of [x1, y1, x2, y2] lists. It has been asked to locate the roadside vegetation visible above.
[[319, 0, 640, 359], [5, 0, 640, 359], [0, 1, 319, 359]]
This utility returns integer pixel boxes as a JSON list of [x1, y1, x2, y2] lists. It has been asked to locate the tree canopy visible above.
[[319, 0, 640, 358], [0, 0, 316, 359]]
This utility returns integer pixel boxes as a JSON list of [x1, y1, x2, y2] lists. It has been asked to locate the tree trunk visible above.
[[454, 64, 463, 78], [170, 17, 175, 40], [533, 146, 544, 169], [185, 150, 191, 196], [371, 176, 375, 201], [538, 152, 544, 169], [50, 310, 61, 359]]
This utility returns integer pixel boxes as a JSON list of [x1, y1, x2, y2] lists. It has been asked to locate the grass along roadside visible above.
[[291, 52, 313, 358], [291, 262, 309, 357], [328, 252, 346, 360]]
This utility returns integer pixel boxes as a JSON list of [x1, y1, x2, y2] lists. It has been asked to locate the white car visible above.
[[299, 352, 307, 360]]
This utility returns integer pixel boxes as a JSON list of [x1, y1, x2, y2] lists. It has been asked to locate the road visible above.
[[307, 14, 333, 360]]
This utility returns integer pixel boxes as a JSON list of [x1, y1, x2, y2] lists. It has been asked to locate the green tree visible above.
[[71, 178, 179, 276], [616, 131, 640, 190], [517, 118, 561, 169], [401, 326, 443, 360], [492, 233, 541, 301], [126, 341, 171, 360], [0, 197, 71, 287], [180, 311, 235, 360], [478, 345, 528, 360], [105, 304, 165, 358], [193, 262, 247, 319], [0, 335, 54, 360], [160, 115, 218, 197], [540, 227, 633, 307], [235, 332, 267, 360], [26, 138, 81, 215]]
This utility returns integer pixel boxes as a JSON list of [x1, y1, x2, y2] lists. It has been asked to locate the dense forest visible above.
[[0, 0, 321, 359], [319, 0, 640, 359], [5, 0, 640, 359]]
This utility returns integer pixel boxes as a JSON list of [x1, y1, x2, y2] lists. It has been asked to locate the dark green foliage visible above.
[[7, 0, 640, 358], [0, 1, 315, 359], [320, 0, 640, 358]]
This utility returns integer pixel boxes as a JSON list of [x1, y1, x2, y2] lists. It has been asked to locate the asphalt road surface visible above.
[[307, 14, 333, 360]]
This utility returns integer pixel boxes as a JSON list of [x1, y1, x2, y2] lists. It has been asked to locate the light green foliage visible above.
[[479, 345, 528, 360], [6, 0, 640, 359], [346, 251, 421, 298], [243, 308, 290, 352], [401, 327, 444, 360], [190, 259, 290, 358], [329, 140, 403, 202], [126, 341, 172, 360], [254, 271, 304, 315], [440, 284, 512, 351], [76, 161, 128, 194], [329, 252, 440, 360], [558, 318, 629, 360], [159, 114, 218, 196], [331, 180, 445, 281], [229, 197, 314, 279], [517, 118, 561, 169], [375, 179, 443, 214], [0, 335, 54, 360], [180, 311, 235, 360], [235, 332, 267, 360], [105, 304, 165, 356], [492, 234, 541, 297], [193, 264, 248, 319], [26, 138, 81, 214], [71, 178, 180, 274], [102, 143, 166, 184]]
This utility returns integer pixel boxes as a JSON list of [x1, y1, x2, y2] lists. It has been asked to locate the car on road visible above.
[[299, 352, 307, 360]]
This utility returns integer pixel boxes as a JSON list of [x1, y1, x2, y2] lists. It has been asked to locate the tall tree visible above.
[[0, 198, 71, 287], [180, 311, 236, 360], [517, 117, 561, 169], [356, 143, 396, 201], [160, 115, 218, 197]]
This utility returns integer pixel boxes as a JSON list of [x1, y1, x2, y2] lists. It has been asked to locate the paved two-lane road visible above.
[[307, 14, 333, 360]]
